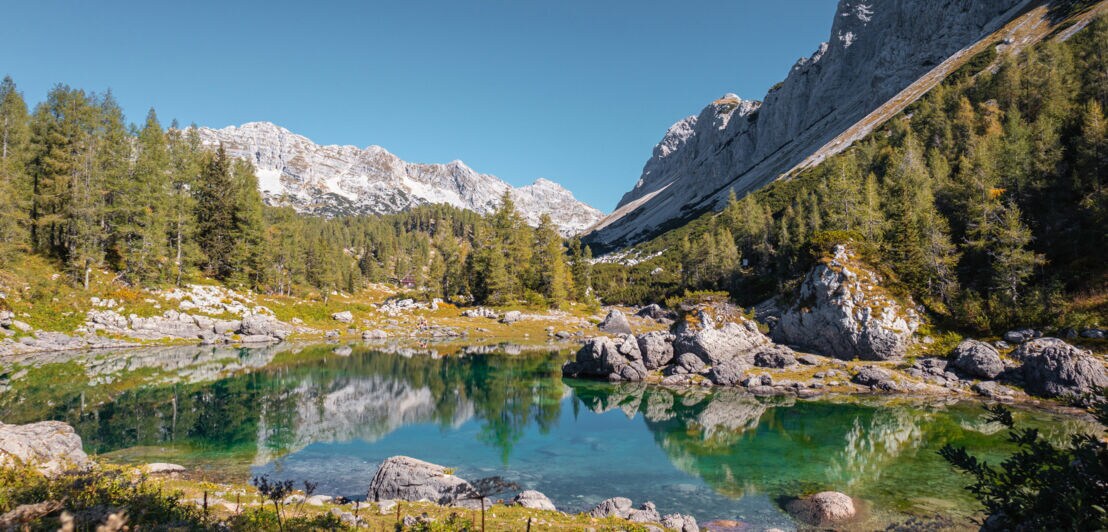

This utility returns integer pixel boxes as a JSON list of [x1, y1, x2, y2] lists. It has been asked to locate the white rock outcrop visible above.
[[367, 456, 480, 508], [773, 246, 919, 360], [0, 421, 90, 477], [196, 122, 602, 235]]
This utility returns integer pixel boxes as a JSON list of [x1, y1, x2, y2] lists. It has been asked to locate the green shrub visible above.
[[940, 397, 1108, 530]]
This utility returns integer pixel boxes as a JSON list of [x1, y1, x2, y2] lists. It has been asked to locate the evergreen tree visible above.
[[114, 109, 171, 284], [988, 203, 1044, 304], [0, 76, 29, 256], [532, 214, 569, 306], [194, 146, 236, 280], [166, 124, 202, 285]]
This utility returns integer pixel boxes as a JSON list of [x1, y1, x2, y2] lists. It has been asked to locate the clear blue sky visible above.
[[2, 0, 837, 212]]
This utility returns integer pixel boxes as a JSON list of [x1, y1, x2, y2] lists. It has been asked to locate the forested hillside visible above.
[[0, 81, 592, 307], [593, 14, 1108, 333]]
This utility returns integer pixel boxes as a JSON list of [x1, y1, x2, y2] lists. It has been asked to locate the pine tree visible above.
[[1075, 100, 1106, 211], [166, 124, 202, 285], [567, 238, 593, 301], [194, 146, 237, 280], [532, 214, 568, 306], [228, 159, 265, 286], [115, 108, 171, 284], [0, 76, 30, 256], [988, 203, 1044, 303]]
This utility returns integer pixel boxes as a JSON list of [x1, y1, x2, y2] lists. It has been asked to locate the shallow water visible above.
[[0, 342, 1096, 529]]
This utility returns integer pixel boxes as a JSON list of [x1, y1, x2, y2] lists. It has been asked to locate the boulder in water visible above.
[[786, 491, 856, 525]]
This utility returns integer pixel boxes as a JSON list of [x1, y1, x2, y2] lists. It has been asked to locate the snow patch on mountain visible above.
[[196, 122, 603, 235]]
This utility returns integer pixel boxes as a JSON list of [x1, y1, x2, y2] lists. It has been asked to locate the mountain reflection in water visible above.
[[0, 343, 1094, 526]]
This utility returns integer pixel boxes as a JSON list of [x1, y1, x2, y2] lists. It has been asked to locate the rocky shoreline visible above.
[[2, 419, 872, 531], [565, 246, 1107, 407]]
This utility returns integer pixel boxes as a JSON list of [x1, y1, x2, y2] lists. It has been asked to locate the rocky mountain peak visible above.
[[195, 122, 603, 235], [587, 0, 1023, 251]]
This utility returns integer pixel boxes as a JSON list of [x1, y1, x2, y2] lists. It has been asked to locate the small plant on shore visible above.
[[252, 474, 294, 530], [939, 395, 1108, 530]]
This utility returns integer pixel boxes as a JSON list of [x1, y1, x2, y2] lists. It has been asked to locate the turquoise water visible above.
[[0, 343, 1095, 528]]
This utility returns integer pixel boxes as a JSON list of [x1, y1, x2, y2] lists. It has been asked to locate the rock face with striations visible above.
[[196, 122, 602, 235], [773, 246, 919, 360], [585, 0, 1023, 249]]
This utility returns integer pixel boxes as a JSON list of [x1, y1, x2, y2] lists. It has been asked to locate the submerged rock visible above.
[[786, 491, 856, 525], [773, 245, 919, 360], [0, 421, 90, 477]]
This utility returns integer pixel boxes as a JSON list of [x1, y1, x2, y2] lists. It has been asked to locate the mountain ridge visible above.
[[584, 0, 1034, 251], [195, 121, 603, 235]]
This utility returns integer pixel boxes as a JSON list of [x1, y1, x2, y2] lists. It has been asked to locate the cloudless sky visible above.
[[2, 1, 837, 212]]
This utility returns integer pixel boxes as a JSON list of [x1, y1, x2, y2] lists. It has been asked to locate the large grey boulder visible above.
[[627, 501, 661, 523], [636, 331, 675, 370], [0, 421, 90, 477], [563, 336, 648, 382], [240, 314, 292, 340], [1015, 338, 1108, 399], [1003, 328, 1040, 344], [589, 497, 634, 518], [598, 309, 633, 335], [129, 311, 205, 339], [661, 513, 699, 532], [510, 490, 556, 511], [786, 491, 856, 525], [500, 310, 523, 324], [331, 311, 354, 323], [852, 366, 898, 391], [367, 456, 478, 507], [754, 350, 798, 368], [951, 340, 1005, 379], [674, 317, 782, 366], [707, 361, 746, 386], [773, 246, 919, 360], [636, 304, 675, 322]]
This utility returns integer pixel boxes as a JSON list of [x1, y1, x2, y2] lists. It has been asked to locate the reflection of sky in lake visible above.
[[255, 403, 794, 527], [1, 344, 1095, 529]]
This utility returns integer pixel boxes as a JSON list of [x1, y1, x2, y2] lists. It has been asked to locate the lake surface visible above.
[[0, 342, 1096, 529]]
